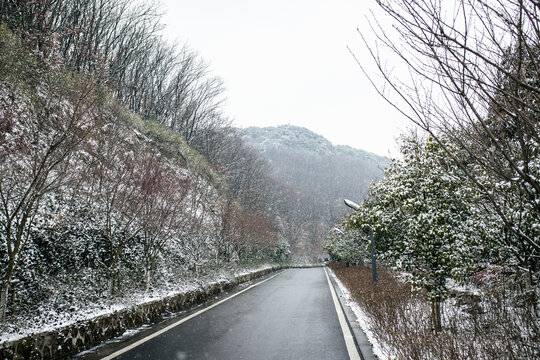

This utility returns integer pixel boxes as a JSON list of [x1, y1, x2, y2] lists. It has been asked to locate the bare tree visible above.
[[2, 0, 231, 169], [83, 120, 146, 296], [0, 55, 107, 320], [175, 174, 220, 272], [137, 153, 190, 291]]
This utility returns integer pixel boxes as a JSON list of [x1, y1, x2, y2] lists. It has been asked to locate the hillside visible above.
[[242, 125, 389, 220], [0, 22, 283, 342]]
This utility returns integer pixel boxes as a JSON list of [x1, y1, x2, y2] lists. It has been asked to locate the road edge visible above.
[[325, 266, 378, 360], [73, 269, 285, 360], [324, 267, 362, 360], [100, 271, 285, 359]]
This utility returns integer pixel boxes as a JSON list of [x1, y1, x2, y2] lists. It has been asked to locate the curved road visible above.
[[91, 268, 363, 360]]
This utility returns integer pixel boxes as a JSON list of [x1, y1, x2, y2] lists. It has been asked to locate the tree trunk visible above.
[[0, 280, 9, 321], [0, 257, 16, 322], [144, 266, 151, 293], [432, 297, 442, 334], [108, 247, 121, 296], [108, 276, 116, 296]]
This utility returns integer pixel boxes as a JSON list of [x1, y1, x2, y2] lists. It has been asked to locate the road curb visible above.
[[325, 267, 378, 360]]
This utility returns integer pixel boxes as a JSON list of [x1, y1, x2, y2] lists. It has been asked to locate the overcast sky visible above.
[[159, 0, 409, 157]]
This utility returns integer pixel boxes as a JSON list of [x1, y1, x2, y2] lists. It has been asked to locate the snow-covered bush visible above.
[[273, 237, 291, 263], [347, 135, 503, 331], [323, 229, 368, 265]]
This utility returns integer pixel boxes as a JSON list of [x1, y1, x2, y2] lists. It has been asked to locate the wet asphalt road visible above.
[[112, 268, 351, 360]]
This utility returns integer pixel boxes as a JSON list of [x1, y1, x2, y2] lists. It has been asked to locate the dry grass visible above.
[[329, 262, 540, 360]]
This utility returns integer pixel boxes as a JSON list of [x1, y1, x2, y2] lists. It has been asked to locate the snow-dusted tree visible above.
[[216, 197, 242, 263], [83, 119, 147, 296], [176, 174, 220, 272], [357, 0, 540, 298], [242, 211, 278, 260], [349, 136, 495, 332], [273, 237, 291, 263], [323, 228, 368, 265], [0, 28, 107, 320], [137, 153, 190, 291]]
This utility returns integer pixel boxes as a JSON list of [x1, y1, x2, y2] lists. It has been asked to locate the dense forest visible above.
[[243, 125, 388, 253]]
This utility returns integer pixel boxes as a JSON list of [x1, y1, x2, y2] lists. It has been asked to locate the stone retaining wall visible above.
[[0, 267, 280, 360]]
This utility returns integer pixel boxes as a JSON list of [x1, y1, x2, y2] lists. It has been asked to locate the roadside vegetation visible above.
[[330, 262, 539, 360], [0, 23, 278, 338], [326, 0, 540, 358]]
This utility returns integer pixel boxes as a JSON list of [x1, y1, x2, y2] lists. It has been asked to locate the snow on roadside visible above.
[[0, 284, 198, 345], [327, 267, 396, 360], [0, 264, 278, 346]]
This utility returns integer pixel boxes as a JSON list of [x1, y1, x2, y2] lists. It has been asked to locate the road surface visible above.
[[92, 268, 362, 360]]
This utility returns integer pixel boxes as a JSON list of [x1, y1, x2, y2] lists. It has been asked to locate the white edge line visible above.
[[324, 267, 362, 360], [101, 271, 283, 360]]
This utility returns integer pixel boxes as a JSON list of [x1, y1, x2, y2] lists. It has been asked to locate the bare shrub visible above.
[[329, 263, 540, 360]]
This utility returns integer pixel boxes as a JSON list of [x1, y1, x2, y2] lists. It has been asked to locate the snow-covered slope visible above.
[[242, 125, 389, 218]]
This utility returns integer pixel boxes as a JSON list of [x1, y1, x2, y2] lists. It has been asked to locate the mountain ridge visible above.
[[241, 124, 389, 223], [241, 125, 387, 161]]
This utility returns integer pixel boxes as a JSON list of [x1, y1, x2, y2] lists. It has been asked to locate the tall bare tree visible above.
[[137, 153, 190, 291], [84, 119, 149, 296], [0, 31, 107, 319]]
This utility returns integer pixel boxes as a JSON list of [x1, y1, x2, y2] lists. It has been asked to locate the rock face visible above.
[[0, 267, 279, 359]]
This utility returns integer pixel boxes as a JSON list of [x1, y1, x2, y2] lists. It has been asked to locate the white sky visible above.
[[159, 0, 409, 157]]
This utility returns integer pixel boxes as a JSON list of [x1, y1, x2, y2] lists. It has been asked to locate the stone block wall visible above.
[[0, 267, 279, 360]]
